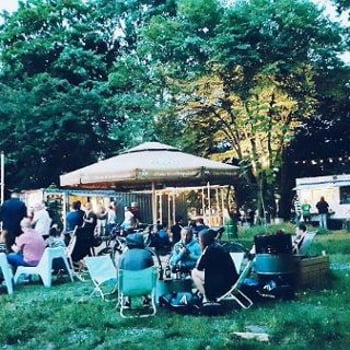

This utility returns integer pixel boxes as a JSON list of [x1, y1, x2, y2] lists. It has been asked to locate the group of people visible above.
[[0, 191, 64, 272], [293, 195, 330, 230], [120, 218, 238, 306], [0, 192, 119, 273], [0, 192, 237, 305]]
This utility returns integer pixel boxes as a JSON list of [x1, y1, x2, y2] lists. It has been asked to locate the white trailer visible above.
[[294, 174, 350, 220]]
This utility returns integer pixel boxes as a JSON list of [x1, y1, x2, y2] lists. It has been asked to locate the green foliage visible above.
[[0, 0, 347, 212], [145, 0, 346, 218]]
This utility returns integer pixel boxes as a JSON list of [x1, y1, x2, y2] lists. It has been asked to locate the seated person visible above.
[[147, 223, 171, 252], [45, 224, 66, 248], [7, 217, 46, 272], [45, 225, 68, 273], [170, 217, 184, 245], [169, 227, 201, 273], [0, 230, 8, 253], [192, 218, 209, 238], [293, 222, 308, 254], [119, 233, 154, 308], [192, 228, 238, 303]]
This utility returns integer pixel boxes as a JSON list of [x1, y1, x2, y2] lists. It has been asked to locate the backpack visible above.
[[159, 292, 202, 314]]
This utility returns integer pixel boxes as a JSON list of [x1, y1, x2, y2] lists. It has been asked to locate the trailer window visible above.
[[340, 186, 350, 204]]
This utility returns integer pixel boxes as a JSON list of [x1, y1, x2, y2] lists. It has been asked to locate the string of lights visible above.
[[293, 156, 350, 165]]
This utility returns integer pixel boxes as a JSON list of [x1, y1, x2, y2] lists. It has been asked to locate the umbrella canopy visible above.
[[60, 142, 239, 226], [60, 142, 239, 190]]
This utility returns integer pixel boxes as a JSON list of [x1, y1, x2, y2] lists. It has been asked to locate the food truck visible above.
[[294, 174, 350, 228]]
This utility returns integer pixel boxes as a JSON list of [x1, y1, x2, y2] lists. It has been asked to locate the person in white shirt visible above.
[[32, 201, 52, 238], [120, 206, 135, 234]]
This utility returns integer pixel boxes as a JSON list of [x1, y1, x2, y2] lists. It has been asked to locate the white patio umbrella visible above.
[[60, 142, 239, 225]]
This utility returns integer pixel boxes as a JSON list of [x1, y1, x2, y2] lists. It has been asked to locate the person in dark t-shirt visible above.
[[192, 228, 238, 303]]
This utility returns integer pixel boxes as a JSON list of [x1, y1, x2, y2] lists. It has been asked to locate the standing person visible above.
[[119, 233, 154, 308], [66, 200, 85, 232], [191, 229, 238, 304], [292, 194, 302, 224], [130, 202, 141, 227], [105, 202, 117, 235], [32, 201, 52, 239], [96, 204, 108, 236], [316, 196, 329, 230], [0, 190, 27, 252], [82, 202, 97, 241], [7, 217, 46, 272], [301, 200, 312, 224], [120, 206, 135, 234]]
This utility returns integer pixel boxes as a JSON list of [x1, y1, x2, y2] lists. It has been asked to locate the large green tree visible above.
[[0, 0, 125, 189], [141, 0, 347, 220]]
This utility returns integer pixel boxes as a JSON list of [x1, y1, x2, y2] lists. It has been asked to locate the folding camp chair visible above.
[[117, 266, 157, 318], [230, 252, 245, 275], [298, 232, 317, 255], [217, 258, 255, 309], [0, 252, 14, 295], [14, 246, 74, 287], [84, 255, 118, 301]]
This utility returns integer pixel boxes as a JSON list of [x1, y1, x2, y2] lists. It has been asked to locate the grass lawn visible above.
[[1, 225, 350, 349]]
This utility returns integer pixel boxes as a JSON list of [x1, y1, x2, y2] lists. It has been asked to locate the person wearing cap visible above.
[[0, 190, 27, 252], [191, 228, 238, 304], [7, 217, 46, 271], [118, 233, 154, 308]]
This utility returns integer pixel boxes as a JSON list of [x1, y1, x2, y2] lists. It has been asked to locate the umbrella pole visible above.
[[207, 182, 211, 226], [168, 195, 171, 227], [172, 190, 176, 225], [159, 192, 163, 224], [152, 182, 157, 231]]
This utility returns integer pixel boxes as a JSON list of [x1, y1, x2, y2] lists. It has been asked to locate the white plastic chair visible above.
[[14, 246, 74, 287], [84, 255, 118, 301], [217, 258, 255, 309], [0, 252, 14, 295]]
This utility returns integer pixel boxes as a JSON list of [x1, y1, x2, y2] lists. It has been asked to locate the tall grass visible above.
[[1, 226, 350, 349]]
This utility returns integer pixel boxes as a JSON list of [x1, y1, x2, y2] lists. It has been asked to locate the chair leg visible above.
[[41, 272, 52, 287], [232, 290, 253, 309], [2, 270, 13, 295], [62, 257, 74, 282]]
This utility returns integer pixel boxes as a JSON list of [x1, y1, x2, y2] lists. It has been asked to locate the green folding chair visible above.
[[117, 266, 157, 318]]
